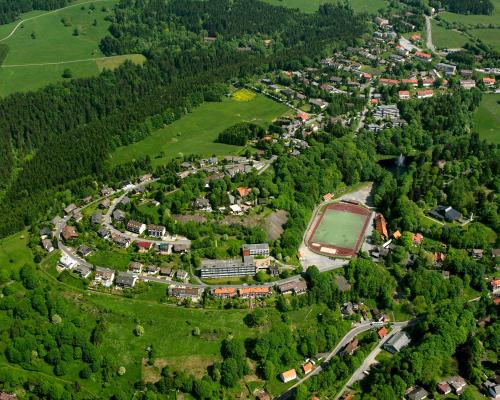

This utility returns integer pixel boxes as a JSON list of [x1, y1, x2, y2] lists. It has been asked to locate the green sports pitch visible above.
[[312, 209, 366, 248]]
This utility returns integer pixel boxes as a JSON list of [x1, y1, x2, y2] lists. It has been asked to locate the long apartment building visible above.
[[199, 259, 256, 279], [242, 243, 270, 257]]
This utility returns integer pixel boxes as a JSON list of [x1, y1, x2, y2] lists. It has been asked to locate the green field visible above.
[[262, 0, 386, 13], [440, 0, 500, 25], [431, 20, 471, 48], [473, 94, 500, 144], [312, 208, 367, 249], [110, 93, 288, 167], [0, 230, 34, 275], [0, 0, 146, 95], [87, 294, 254, 384], [470, 28, 500, 50]]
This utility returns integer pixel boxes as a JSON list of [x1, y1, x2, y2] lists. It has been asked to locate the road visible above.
[[0, 0, 113, 42], [277, 320, 412, 400], [425, 15, 436, 52], [356, 87, 374, 133], [334, 321, 412, 400]]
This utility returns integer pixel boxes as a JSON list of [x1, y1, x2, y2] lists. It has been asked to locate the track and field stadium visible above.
[[306, 201, 372, 257]]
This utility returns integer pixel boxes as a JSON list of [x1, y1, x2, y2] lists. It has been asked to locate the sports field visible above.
[[473, 93, 500, 144], [308, 202, 371, 257], [109, 92, 288, 167]]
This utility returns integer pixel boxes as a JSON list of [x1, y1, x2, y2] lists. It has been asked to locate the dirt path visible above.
[[2, 55, 124, 68], [425, 15, 436, 52]]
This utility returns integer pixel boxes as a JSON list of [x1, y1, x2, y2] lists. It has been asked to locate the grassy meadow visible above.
[[109, 93, 288, 167], [0, 230, 34, 275], [430, 20, 471, 48], [440, 0, 500, 25], [0, 0, 145, 96], [473, 93, 500, 144], [470, 28, 500, 50], [262, 0, 386, 13]]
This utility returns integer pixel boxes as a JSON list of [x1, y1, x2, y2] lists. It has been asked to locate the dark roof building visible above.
[[429, 205, 462, 222]]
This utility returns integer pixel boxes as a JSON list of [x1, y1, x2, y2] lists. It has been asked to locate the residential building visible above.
[[173, 243, 190, 253], [98, 228, 111, 239], [436, 63, 456, 76], [211, 287, 237, 299], [280, 369, 297, 383], [238, 287, 272, 298], [113, 210, 125, 222], [128, 262, 143, 274], [484, 378, 500, 399], [51, 216, 63, 227], [176, 270, 189, 282], [77, 245, 92, 257], [379, 78, 399, 86], [58, 254, 78, 270], [407, 387, 429, 400], [460, 80, 476, 89], [414, 51, 432, 62], [242, 243, 269, 257], [375, 213, 388, 240], [91, 212, 102, 226], [42, 239, 54, 253], [199, 259, 256, 279], [417, 89, 433, 99], [384, 331, 411, 353], [491, 279, 500, 294], [112, 234, 130, 248], [61, 226, 78, 241], [402, 78, 418, 87], [115, 272, 137, 288], [302, 361, 314, 375], [144, 265, 159, 275], [147, 224, 166, 238], [277, 280, 308, 295], [0, 392, 17, 400], [483, 77, 496, 86], [429, 205, 462, 222], [344, 338, 359, 355], [39, 227, 52, 238], [169, 286, 203, 302], [412, 233, 423, 246], [74, 265, 92, 279], [72, 210, 83, 223], [398, 90, 410, 100], [449, 376, 467, 394], [94, 267, 115, 287], [64, 204, 77, 214], [98, 198, 110, 209], [437, 381, 452, 395], [471, 249, 484, 260], [127, 220, 146, 234], [378, 327, 388, 339]]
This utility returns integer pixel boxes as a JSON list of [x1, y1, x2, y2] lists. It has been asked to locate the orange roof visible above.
[[402, 78, 418, 84], [370, 98, 379, 104], [375, 214, 388, 240], [281, 369, 297, 379], [410, 34, 421, 41], [323, 193, 333, 201], [362, 72, 372, 79], [302, 362, 314, 374], [213, 287, 237, 295], [493, 297, 500, 305], [413, 232, 423, 244], [415, 51, 432, 59], [483, 77, 496, 84], [399, 90, 410, 97], [297, 112, 310, 121], [393, 230, 401, 239], [378, 327, 388, 338], [238, 287, 270, 295], [379, 78, 399, 85], [491, 279, 500, 287], [417, 89, 433, 96], [237, 187, 252, 197]]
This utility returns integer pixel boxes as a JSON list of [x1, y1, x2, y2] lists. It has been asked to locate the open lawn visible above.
[[431, 20, 471, 48], [439, 0, 500, 25], [0, 230, 34, 275], [262, 0, 386, 13], [109, 93, 288, 167], [0, 0, 145, 95], [470, 28, 500, 50], [312, 209, 367, 249], [473, 93, 500, 144], [87, 250, 132, 270], [86, 294, 254, 385]]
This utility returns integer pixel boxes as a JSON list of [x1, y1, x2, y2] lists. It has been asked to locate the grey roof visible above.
[[115, 272, 136, 287], [408, 387, 429, 400], [74, 265, 92, 277], [242, 243, 269, 251], [385, 331, 411, 352]]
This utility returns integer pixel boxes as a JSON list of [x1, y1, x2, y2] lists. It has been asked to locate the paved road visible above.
[[334, 321, 412, 400], [356, 87, 374, 133], [0, 0, 113, 42], [277, 320, 412, 400]]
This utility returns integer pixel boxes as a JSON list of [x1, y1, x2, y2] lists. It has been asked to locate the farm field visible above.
[[473, 93, 500, 144], [262, 0, 386, 13], [439, 0, 500, 25], [430, 20, 471, 48], [110, 93, 288, 167], [0, 0, 146, 95]]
